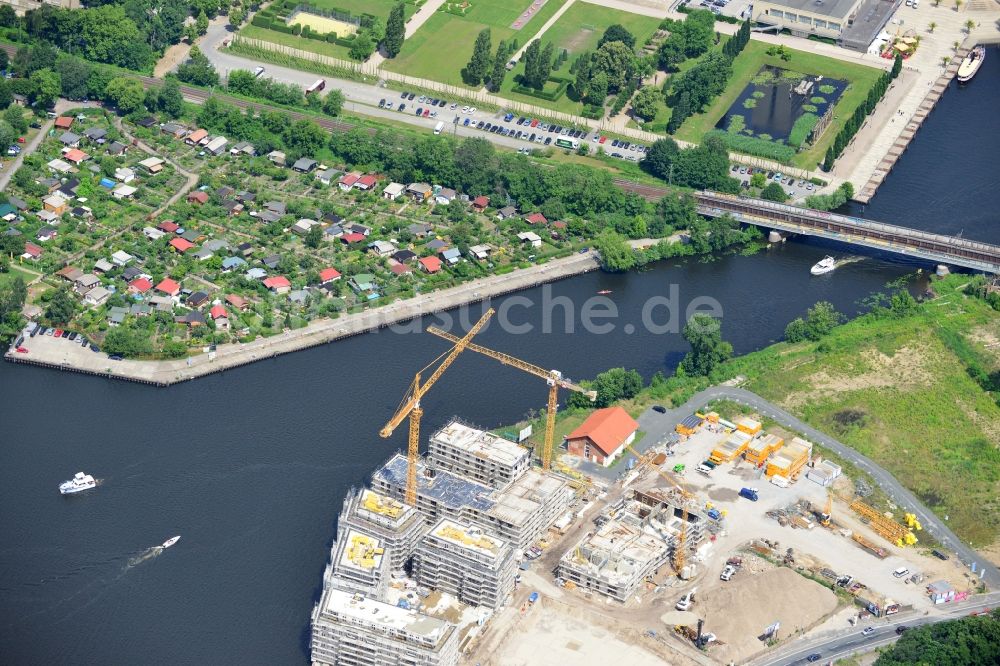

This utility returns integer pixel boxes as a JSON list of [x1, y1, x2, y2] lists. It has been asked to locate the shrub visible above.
[[742, 98, 757, 109], [705, 129, 796, 162]]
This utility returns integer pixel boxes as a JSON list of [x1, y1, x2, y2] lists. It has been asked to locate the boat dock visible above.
[[4, 252, 600, 386]]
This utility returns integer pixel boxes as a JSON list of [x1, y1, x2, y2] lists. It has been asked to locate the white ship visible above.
[[957, 46, 985, 84], [59, 472, 97, 495], [161, 536, 181, 548], [810, 256, 837, 275]]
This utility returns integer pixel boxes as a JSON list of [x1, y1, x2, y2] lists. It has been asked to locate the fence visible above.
[[231, 35, 819, 181]]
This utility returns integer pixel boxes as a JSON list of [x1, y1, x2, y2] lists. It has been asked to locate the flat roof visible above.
[[761, 0, 859, 19], [564, 518, 668, 584], [359, 489, 407, 520], [431, 421, 528, 467], [489, 469, 567, 526], [374, 454, 496, 513], [430, 518, 505, 557], [338, 529, 385, 571], [322, 588, 451, 643]]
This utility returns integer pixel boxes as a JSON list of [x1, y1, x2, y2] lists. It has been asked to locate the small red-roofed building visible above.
[[319, 268, 341, 284], [22, 242, 42, 260], [340, 232, 365, 245], [355, 174, 377, 190], [525, 212, 547, 225], [390, 262, 412, 276], [263, 276, 291, 293], [472, 195, 490, 212], [226, 294, 249, 311], [565, 406, 639, 468], [64, 149, 89, 164], [129, 277, 152, 294], [169, 237, 195, 253], [158, 220, 179, 233], [187, 191, 209, 205], [156, 278, 181, 297], [54, 116, 74, 130], [210, 304, 227, 319], [419, 256, 442, 274]]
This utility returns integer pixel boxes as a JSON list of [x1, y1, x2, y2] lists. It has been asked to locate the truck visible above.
[[528, 591, 539, 604], [305, 79, 326, 94], [739, 487, 759, 502], [676, 587, 697, 611], [433, 120, 445, 135], [706, 508, 722, 521]]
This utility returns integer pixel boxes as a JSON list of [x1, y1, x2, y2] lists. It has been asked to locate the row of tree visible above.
[[571, 25, 642, 106], [640, 135, 740, 192], [665, 18, 751, 134], [463, 28, 517, 91], [823, 54, 902, 171]]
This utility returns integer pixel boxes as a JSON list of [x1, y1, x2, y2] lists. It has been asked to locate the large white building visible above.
[[311, 589, 460, 666], [412, 519, 517, 610], [427, 421, 530, 489], [752, 0, 900, 51]]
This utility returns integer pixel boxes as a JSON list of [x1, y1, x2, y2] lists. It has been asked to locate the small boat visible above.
[[161, 536, 181, 549], [810, 256, 837, 275], [59, 472, 97, 495], [957, 45, 985, 84], [597, 290, 612, 295]]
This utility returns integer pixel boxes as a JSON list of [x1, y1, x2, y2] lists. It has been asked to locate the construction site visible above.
[[310, 309, 977, 666]]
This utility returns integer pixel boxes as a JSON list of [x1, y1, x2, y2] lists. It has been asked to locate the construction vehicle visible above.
[[818, 492, 832, 527], [676, 587, 697, 611], [380, 309, 494, 504], [426, 327, 596, 470]]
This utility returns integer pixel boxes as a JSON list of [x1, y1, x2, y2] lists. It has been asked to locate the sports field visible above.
[[383, 0, 569, 87], [286, 11, 358, 37], [497, 3, 662, 113]]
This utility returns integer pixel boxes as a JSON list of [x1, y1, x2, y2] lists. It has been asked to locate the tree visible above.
[[666, 90, 690, 134], [760, 181, 789, 202], [453, 137, 497, 195], [0, 5, 16, 30], [159, 77, 184, 117], [928, 21, 937, 32], [953, 0, 962, 10], [29, 68, 61, 109], [0, 275, 26, 341], [228, 4, 247, 28], [598, 24, 635, 49], [465, 29, 492, 86], [594, 229, 635, 272], [4, 105, 27, 135], [196, 10, 209, 35], [873, 610, 1000, 666], [104, 77, 145, 114], [680, 314, 732, 376], [590, 367, 644, 407], [891, 53, 903, 79], [384, 2, 406, 58], [588, 71, 609, 104], [965, 18, 976, 33], [750, 172, 766, 188], [56, 56, 91, 101], [0, 79, 12, 110], [305, 224, 323, 248], [630, 86, 660, 121], [823, 146, 835, 171], [539, 42, 555, 86], [284, 118, 326, 157], [177, 46, 219, 86], [350, 33, 375, 61], [641, 137, 679, 181], [488, 41, 510, 92], [785, 301, 844, 342], [522, 39, 541, 89], [591, 41, 636, 92], [45, 288, 76, 325], [320, 88, 344, 116]]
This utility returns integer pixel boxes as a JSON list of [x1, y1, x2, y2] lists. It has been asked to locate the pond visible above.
[[716, 66, 847, 148]]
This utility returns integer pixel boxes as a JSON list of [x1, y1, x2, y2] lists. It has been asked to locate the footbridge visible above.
[[695, 192, 1000, 274]]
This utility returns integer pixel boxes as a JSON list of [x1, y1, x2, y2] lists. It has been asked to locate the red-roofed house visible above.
[[210, 304, 227, 319], [187, 191, 209, 205], [64, 149, 89, 164], [210, 304, 229, 330], [565, 406, 639, 467], [21, 242, 42, 260], [319, 268, 342, 284], [158, 220, 179, 233], [340, 232, 365, 245], [169, 237, 195, 253], [355, 174, 377, 190], [54, 116, 74, 130], [418, 256, 442, 274], [390, 262, 412, 276], [263, 275, 291, 293], [472, 196, 490, 212], [156, 278, 181, 297], [226, 294, 249, 311], [129, 277, 152, 294], [525, 212, 548, 225], [338, 172, 360, 191], [186, 129, 209, 145]]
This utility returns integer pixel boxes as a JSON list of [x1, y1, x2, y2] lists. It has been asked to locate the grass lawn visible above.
[[383, 0, 569, 87], [674, 41, 883, 170], [496, 2, 661, 114], [0, 265, 35, 289]]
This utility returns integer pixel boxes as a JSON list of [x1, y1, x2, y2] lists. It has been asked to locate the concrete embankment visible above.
[[5, 253, 601, 386]]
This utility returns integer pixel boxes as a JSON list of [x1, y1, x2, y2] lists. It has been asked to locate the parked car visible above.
[[378, 98, 385, 108], [652, 405, 667, 413], [401, 91, 409, 99], [398, 103, 406, 112]]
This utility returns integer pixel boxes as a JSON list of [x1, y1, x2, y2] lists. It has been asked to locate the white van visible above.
[[433, 120, 445, 135], [892, 567, 910, 578]]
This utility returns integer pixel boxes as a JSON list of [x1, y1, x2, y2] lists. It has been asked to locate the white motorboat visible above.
[[810, 256, 837, 275], [59, 472, 97, 495], [161, 536, 181, 549]]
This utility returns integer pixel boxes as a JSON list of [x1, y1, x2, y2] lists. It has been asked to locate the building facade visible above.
[[427, 421, 530, 490], [412, 519, 516, 610], [336, 488, 428, 575], [752, 0, 901, 51], [311, 589, 460, 666]]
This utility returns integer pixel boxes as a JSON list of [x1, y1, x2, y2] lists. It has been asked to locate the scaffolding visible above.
[[850, 499, 917, 546]]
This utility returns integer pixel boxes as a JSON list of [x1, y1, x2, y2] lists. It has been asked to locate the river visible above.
[[1, 50, 996, 665]]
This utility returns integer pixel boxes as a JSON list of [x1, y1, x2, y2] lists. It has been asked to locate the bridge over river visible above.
[[616, 181, 1000, 274]]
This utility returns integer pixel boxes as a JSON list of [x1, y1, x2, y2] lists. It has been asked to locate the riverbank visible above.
[[5, 251, 601, 385]]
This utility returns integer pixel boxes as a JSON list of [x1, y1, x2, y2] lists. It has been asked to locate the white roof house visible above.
[[114, 167, 136, 183], [205, 136, 228, 155], [111, 250, 134, 266], [48, 159, 73, 174], [138, 157, 165, 173], [382, 182, 405, 200], [517, 231, 542, 247], [112, 184, 138, 199]]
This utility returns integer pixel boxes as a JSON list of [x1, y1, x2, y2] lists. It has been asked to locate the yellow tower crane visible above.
[[380, 309, 495, 505], [625, 442, 694, 575], [426, 327, 596, 471]]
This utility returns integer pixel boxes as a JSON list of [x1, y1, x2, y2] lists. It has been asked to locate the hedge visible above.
[[511, 76, 571, 102], [787, 112, 819, 148], [705, 129, 797, 162]]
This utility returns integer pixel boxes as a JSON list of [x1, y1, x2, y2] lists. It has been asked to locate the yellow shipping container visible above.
[[736, 416, 762, 436], [711, 430, 752, 463], [745, 433, 784, 466], [765, 438, 811, 478]]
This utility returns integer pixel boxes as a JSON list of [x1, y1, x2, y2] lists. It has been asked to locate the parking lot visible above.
[[388, 90, 653, 162], [688, 0, 754, 20], [729, 163, 819, 200]]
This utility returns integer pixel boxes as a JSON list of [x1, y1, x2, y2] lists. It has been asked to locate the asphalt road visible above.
[[614, 385, 1000, 591]]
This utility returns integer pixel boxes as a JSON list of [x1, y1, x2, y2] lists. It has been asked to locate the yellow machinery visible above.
[[850, 499, 917, 546], [380, 309, 495, 505], [625, 442, 694, 575], [426, 327, 596, 471], [820, 493, 832, 527]]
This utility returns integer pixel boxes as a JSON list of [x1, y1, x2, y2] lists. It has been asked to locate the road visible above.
[[756, 592, 1000, 666], [599, 385, 1000, 592]]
